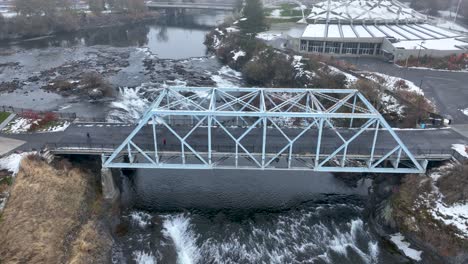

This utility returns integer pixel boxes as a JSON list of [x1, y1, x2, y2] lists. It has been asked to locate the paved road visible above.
[[43, 123, 468, 157], [2, 123, 467, 159], [345, 58, 468, 124]]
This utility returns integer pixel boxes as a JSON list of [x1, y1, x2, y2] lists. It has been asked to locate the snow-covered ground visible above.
[[390, 233, 422, 261], [328, 65, 359, 85], [0, 152, 30, 175], [292, 55, 316, 79], [360, 72, 424, 95], [452, 144, 468, 158], [256, 32, 282, 41], [1, 117, 70, 133], [231, 49, 246, 61], [422, 164, 468, 239]]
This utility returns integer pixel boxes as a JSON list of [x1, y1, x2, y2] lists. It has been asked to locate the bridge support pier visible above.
[[101, 167, 119, 201]]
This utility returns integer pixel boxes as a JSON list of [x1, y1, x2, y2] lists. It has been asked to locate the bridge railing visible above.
[[46, 142, 457, 158]]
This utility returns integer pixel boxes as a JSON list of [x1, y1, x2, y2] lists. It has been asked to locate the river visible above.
[[0, 10, 404, 263]]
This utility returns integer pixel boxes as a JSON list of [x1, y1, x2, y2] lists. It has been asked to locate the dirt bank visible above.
[[0, 155, 112, 263]]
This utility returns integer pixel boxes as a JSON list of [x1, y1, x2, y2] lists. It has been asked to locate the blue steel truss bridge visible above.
[[100, 87, 435, 174]]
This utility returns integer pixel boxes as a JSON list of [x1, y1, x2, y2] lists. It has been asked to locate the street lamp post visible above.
[[417, 41, 426, 66]]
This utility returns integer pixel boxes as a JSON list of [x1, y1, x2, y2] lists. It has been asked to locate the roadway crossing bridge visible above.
[[45, 87, 468, 174]]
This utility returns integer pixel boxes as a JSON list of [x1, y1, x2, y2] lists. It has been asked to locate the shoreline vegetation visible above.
[[0, 0, 160, 41]]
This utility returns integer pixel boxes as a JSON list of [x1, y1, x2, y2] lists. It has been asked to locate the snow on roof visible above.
[[365, 25, 387, 37], [354, 25, 373, 38], [388, 25, 419, 39], [398, 24, 433, 39], [420, 24, 459, 38], [302, 24, 326, 38], [341, 25, 356, 38], [327, 24, 341, 38], [307, 0, 426, 23], [393, 38, 468, 50]]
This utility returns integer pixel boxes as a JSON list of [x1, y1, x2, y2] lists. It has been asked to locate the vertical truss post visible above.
[[315, 118, 324, 168], [152, 116, 159, 163], [350, 94, 357, 128], [261, 89, 267, 168], [208, 89, 217, 165], [208, 116, 212, 165], [369, 119, 380, 167]]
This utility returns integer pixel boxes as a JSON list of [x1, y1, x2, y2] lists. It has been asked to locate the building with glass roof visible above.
[[293, 0, 468, 60]]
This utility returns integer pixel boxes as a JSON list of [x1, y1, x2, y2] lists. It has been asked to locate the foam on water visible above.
[[123, 203, 381, 264], [133, 250, 157, 264], [129, 211, 152, 228], [162, 214, 200, 264], [108, 86, 151, 122], [211, 66, 243, 88]]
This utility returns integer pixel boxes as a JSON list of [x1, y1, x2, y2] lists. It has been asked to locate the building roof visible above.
[[301, 23, 463, 41], [307, 0, 426, 24]]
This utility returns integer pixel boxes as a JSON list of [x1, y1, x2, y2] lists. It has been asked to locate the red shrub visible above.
[[21, 111, 40, 120]]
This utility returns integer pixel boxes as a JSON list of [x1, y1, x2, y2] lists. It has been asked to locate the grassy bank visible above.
[[0, 155, 111, 263], [0, 112, 10, 124]]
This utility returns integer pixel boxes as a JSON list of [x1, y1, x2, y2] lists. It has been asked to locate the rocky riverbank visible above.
[[369, 162, 468, 263]]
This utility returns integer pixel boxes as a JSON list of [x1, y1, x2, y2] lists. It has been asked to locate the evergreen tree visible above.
[[238, 0, 267, 35]]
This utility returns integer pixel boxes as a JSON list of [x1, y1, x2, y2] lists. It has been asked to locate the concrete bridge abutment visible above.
[[101, 166, 119, 201]]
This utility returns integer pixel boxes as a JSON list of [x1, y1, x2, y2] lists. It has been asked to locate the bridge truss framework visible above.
[[103, 87, 427, 173]]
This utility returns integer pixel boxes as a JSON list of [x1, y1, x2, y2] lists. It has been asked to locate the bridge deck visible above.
[[48, 123, 467, 161]]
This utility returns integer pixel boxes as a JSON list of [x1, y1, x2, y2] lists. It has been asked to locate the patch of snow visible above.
[[460, 108, 468, 116], [270, 9, 281, 17], [231, 50, 246, 61], [239, 17, 247, 21], [211, 66, 243, 88], [390, 233, 422, 261], [225, 27, 239, 33], [361, 71, 424, 95], [256, 32, 282, 41], [291, 56, 316, 80], [45, 121, 70, 132], [0, 152, 29, 175], [328, 65, 359, 85], [452, 144, 468, 158], [3, 118, 34, 133], [381, 93, 405, 117], [215, 28, 224, 36], [432, 200, 468, 238]]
